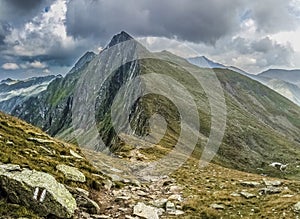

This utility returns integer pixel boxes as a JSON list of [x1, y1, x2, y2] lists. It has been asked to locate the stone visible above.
[[136, 190, 147, 196], [282, 194, 294, 198], [263, 180, 282, 187], [104, 179, 113, 191], [92, 215, 112, 219], [108, 174, 124, 182], [0, 164, 76, 218], [294, 202, 300, 212], [240, 191, 256, 199], [210, 204, 225, 210], [170, 210, 185, 216], [27, 137, 55, 144], [57, 164, 86, 182], [230, 192, 241, 197], [133, 202, 159, 219], [169, 185, 181, 193], [240, 181, 261, 187], [168, 194, 183, 202], [75, 187, 90, 197], [0, 164, 22, 172], [150, 198, 168, 208], [70, 149, 84, 159], [259, 187, 282, 195], [166, 201, 176, 214], [125, 216, 137, 219], [76, 196, 100, 214]]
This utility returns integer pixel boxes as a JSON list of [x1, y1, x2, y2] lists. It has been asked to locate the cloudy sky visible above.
[[0, 0, 300, 79]]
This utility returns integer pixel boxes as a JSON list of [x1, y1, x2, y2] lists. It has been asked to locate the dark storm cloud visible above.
[[66, 0, 244, 44], [66, 0, 299, 45], [0, 0, 52, 25], [250, 0, 298, 33], [5, 0, 44, 11]]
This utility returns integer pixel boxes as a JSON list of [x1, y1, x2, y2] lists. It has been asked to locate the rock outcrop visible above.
[[0, 164, 77, 218], [57, 164, 86, 183]]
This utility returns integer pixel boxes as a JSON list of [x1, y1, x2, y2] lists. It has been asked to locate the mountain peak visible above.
[[106, 31, 134, 48]]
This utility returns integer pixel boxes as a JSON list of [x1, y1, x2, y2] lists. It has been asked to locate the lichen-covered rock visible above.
[[0, 164, 77, 218], [133, 202, 159, 219], [57, 164, 86, 182]]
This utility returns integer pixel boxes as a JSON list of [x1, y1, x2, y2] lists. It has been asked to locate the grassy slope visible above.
[[0, 111, 105, 218], [172, 157, 300, 219], [133, 56, 300, 180]]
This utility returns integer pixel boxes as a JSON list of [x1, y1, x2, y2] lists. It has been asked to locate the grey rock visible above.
[[0, 164, 76, 218], [230, 192, 241, 197], [150, 198, 168, 208], [70, 149, 84, 159], [210, 204, 225, 210], [240, 181, 261, 187], [133, 202, 159, 219], [166, 201, 176, 214], [263, 179, 282, 187], [240, 191, 256, 199], [259, 187, 282, 195], [57, 164, 86, 182], [76, 196, 100, 214], [168, 194, 183, 202], [92, 215, 112, 219], [0, 164, 22, 172], [294, 202, 300, 212], [104, 179, 113, 191], [108, 174, 124, 182], [27, 137, 55, 144]]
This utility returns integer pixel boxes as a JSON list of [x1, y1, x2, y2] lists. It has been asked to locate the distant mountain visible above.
[[259, 69, 300, 87], [0, 75, 57, 113], [187, 56, 226, 69], [187, 57, 300, 106], [10, 31, 300, 179]]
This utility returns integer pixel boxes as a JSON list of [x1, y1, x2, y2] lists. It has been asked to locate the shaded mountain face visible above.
[[0, 75, 57, 113], [10, 32, 300, 178]]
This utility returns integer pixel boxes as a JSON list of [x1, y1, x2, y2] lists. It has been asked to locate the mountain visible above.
[[9, 31, 300, 179], [0, 75, 57, 113], [259, 69, 300, 87], [187, 57, 300, 106], [188, 56, 226, 69]]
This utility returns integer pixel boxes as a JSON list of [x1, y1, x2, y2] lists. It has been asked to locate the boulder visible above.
[[57, 164, 86, 182], [0, 164, 77, 218], [133, 202, 159, 219]]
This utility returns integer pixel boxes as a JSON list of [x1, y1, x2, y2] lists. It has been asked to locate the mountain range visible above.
[[187, 56, 300, 107], [1, 31, 300, 218], [0, 31, 298, 179]]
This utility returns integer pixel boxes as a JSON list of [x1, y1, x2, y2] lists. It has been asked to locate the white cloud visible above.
[[3, 0, 77, 57], [2, 63, 19, 70], [20, 61, 47, 69]]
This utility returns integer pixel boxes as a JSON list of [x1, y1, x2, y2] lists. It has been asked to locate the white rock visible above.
[[133, 202, 159, 219]]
